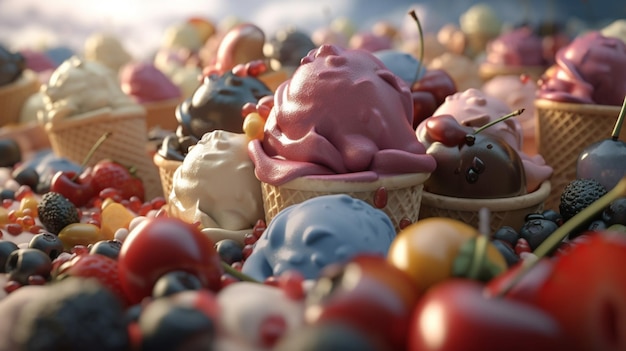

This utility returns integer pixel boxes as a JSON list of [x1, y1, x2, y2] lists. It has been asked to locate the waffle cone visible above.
[[44, 107, 163, 200], [153, 153, 182, 199], [419, 180, 551, 232], [0, 70, 40, 127], [479, 63, 546, 81], [261, 173, 430, 232], [143, 98, 181, 131], [535, 99, 624, 210]]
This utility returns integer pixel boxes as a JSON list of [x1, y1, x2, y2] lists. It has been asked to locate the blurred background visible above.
[[1, 0, 624, 59]]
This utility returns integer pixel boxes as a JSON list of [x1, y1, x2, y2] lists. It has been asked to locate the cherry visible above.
[[423, 114, 472, 147]]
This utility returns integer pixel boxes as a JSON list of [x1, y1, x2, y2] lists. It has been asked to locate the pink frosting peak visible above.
[[537, 31, 626, 106], [248, 44, 436, 185], [485, 26, 545, 67], [119, 61, 181, 103]]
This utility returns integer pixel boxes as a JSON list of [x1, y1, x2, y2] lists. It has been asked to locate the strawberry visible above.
[[91, 160, 145, 201], [56, 253, 130, 306]]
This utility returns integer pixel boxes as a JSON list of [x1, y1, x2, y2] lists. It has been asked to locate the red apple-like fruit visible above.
[[117, 217, 223, 304], [306, 254, 421, 351], [408, 279, 571, 351], [49, 170, 95, 207], [533, 232, 626, 351]]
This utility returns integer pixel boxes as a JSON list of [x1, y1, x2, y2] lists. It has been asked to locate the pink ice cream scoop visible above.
[[537, 31, 626, 106], [485, 26, 546, 67], [417, 88, 552, 192], [248, 44, 436, 185], [119, 62, 181, 104]]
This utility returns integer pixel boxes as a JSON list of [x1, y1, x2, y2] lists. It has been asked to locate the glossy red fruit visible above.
[[57, 253, 129, 306], [91, 160, 145, 201], [412, 69, 457, 107], [485, 257, 555, 304], [117, 217, 223, 304], [408, 279, 571, 351], [50, 170, 95, 207], [424, 114, 472, 147], [534, 233, 626, 351], [307, 254, 421, 351]]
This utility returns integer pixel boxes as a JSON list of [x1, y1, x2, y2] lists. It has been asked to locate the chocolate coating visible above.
[[265, 27, 316, 68]]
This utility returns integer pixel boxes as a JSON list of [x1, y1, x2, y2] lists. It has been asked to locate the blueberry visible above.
[[12, 166, 39, 189], [0, 240, 19, 273], [29, 232, 64, 260], [215, 239, 243, 264], [89, 240, 122, 260], [0, 189, 15, 201], [524, 213, 544, 221], [492, 226, 519, 247], [152, 271, 203, 299], [588, 219, 608, 232], [541, 209, 563, 225], [492, 240, 519, 267], [519, 219, 558, 251], [5, 248, 52, 285], [602, 197, 626, 226]]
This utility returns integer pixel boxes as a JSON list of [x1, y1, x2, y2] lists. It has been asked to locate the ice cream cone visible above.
[[143, 97, 181, 131], [261, 173, 430, 232], [153, 152, 182, 199], [535, 99, 624, 211], [479, 63, 546, 82], [419, 180, 551, 233], [44, 106, 164, 200], [0, 70, 40, 127]]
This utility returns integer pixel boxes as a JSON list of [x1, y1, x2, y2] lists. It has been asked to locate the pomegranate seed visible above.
[[2, 199, 12, 208], [21, 208, 33, 217], [243, 233, 257, 246], [150, 197, 166, 210], [72, 245, 89, 256], [129, 197, 142, 212], [221, 274, 238, 288], [28, 275, 47, 285], [242, 244, 254, 260], [399, 218, 412, 230], [21, 215, 35, 228], [7, 210, 18, 223], [515, 238, 532, 256], [374, 187, 388, 209], [231, 261, 243, 271], [6, 223, 22, 235], [4, 280, 22, 294], [137, 203, 152, 216], [28, 225, 43, 234], [263, 276, 280, 287]]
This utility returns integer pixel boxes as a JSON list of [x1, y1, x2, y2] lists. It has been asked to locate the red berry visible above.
[[6, 223, 22, 235], [515, 237, 532, 256], [243, 233, 257, 246], [242, 244, 254, 260], [2, 199, 12, 209], [15, 185, 33, 201], [4, 280, 22, 294], [28, 275, 47, 285], [150, 197, 166, 210]]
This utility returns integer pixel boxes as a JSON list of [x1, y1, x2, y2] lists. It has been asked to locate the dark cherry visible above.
[[214, 239, 243, 265], [492, 226, 520, 247], [11, 166, 39, 190], [519, 219, 559, 251], [28, 232, 64, 260], [5, 248, 52, 285], [602, 197, 626, 226], [89, 240, 123, 260], [0, 240, 19, 273], [265, 27, 316, 68], [422, 114, 472, 147], [492, 239, 520, 267], [0, 138, 21, 168], [152, 270, 204, 299]]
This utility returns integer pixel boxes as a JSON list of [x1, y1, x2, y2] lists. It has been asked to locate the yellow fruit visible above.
[[387, 217, 506, 294], [19, 195, 39, 217], [243, 112, 265, 140], [0, 207, 8, 225], [100, 202, 135, 240], [58, 223, 102, 249]]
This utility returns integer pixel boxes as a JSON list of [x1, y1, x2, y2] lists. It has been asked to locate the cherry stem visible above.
[[220, 261, 261, 283], [408, 10, 424, 85], [70, 132, 112, 182], [468, 207, 490, 280], [495, 176, 626, 298], [610, 96, 626, 141], [472, 109, 524, 136]]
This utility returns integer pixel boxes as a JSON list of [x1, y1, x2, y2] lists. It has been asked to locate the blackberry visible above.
[[559, 178, 608, 222], [37, 192, 80, 235], [14, 277, 130, 351]]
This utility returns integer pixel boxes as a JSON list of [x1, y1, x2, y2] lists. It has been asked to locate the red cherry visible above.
[[408, 279, 572, 351], [424, 114, 472, 147], [117, 217, 223, 304]]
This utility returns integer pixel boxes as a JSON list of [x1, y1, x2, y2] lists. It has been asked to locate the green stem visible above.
[[71, 132, 112, 182], [611, 96, 626, 141], [468, 208, 490, 279], [408, 10, 424, 84], [496, 176, 626, 297], [221, 261, 261, 283], [473, 109, 524, 135]]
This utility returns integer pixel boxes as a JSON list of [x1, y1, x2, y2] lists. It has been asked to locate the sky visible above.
[[0, 0, 623, 59]]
